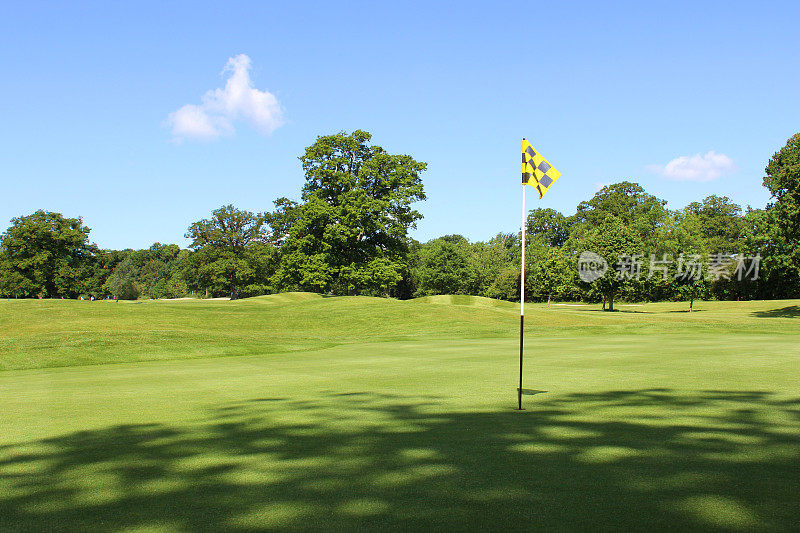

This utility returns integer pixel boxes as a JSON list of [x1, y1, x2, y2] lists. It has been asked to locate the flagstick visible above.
[[518, 180, 526, 410]]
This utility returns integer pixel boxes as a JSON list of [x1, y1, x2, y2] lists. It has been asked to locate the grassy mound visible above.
[[412, 294, 518, 310], [246, 291, 325, 304], [1, 297, 799, 371]]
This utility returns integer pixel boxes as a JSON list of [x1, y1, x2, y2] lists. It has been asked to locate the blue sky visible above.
[[1, 1, 798, 249]]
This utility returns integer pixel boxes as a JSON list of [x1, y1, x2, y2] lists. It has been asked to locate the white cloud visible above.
[[167, 54, 283, 142], [647, 151, 735, 182]]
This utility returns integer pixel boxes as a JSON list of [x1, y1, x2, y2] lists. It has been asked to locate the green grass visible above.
[[0, 295, 798, 530]]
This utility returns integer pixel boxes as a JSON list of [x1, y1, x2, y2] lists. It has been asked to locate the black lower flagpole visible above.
[[518, 315, 524, 410]]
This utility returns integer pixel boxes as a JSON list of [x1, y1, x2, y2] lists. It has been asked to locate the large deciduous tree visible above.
[[103, 256, 141, 300], [761, 133, 800, 297], [575, 182, 668, 249], [270, 130, 426, 296], [527, 247, 577, 303], [570, 183, 664, 310], [764, 133, 800, 237], [414, 235, 471, 296], [578, 216, 641, 311], [185, 205, 270, 300], [655, 211, 707, 311], [0, 210, 96, 298], [683, 195, 746, 254], [526, 208, 572, 247]]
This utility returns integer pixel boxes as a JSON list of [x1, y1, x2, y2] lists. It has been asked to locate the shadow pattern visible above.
[[753, 305, 800, 318], [1, 389, 798, 531]]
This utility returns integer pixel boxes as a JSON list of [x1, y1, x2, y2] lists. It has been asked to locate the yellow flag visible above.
[[522, 139, 561, 198]]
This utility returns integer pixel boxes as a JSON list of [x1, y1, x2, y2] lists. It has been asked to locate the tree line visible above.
[[1, 131, 798, 307]]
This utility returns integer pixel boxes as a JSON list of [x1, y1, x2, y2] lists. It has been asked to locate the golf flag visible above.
[[518, 138, 562, 410], [522, 139, 561, 198]]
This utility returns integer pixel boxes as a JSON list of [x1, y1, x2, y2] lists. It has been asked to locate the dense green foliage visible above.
[[0, 211, 96, 298], [184, 205, 274, 299], [759, 133, 800, 298], [1, 132, 798, 302], [270, 130, 426, 296]]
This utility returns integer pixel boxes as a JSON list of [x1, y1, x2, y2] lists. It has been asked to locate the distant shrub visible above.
[[102, 258, 141, 300]]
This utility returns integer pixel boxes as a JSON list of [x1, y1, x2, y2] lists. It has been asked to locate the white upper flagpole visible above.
[[521, 183, 526, 316]]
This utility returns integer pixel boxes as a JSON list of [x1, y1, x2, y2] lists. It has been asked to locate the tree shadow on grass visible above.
[[1, 390, 798, 531], [752, 305, 800, 318]]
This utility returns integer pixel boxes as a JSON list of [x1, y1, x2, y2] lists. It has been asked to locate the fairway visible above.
[[1, 296, 799, 531]]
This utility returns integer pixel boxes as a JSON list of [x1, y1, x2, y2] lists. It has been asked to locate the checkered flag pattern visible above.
[[522, 139, 562, 198]]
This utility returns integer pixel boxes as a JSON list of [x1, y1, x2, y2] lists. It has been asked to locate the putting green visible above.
[[0, 296, 798, 530]]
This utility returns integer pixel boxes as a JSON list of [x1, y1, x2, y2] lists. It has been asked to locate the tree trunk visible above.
[[602, 296, 606, 311], [689, 296, 693, 312], [547, 294, 551, 307], [607, 293, 614, 312]]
